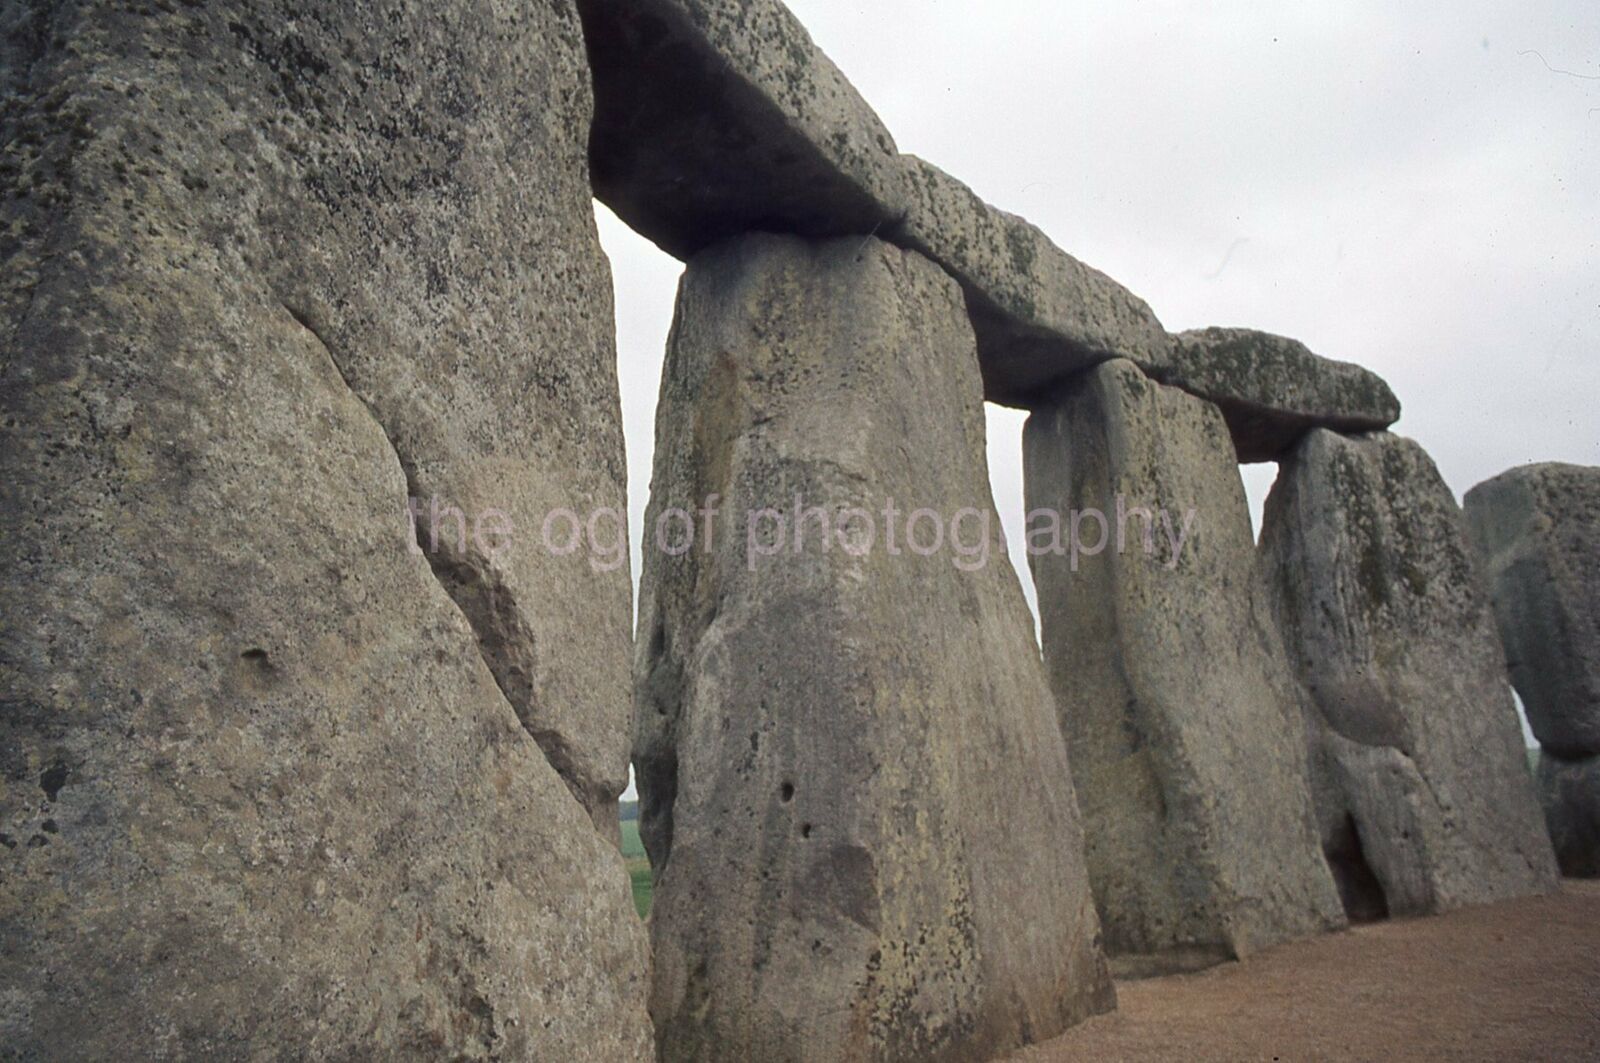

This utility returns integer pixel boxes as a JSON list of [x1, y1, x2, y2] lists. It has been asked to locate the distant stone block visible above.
[[1260, 430, 1558, 916], [1465, 462, 1600, 758], [1536, 751, 1600, 878], [1024, 359, 1345, 975]]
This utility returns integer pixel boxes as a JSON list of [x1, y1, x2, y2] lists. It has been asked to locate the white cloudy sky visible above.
[[597, 0, 1598, 622]]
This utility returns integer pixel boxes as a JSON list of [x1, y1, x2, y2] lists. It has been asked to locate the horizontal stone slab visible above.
[[897, 157, 1173, 403], [577, 0, 1170, 404], [1163, 328, 1401, 463], [580, 2, 1398, 430], [579, 0, 911, 259]]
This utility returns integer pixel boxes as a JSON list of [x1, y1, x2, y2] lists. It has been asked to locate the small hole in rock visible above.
[[780, 782, 795, 803], [801, 823, 812, 838], [39, 763, 68, 802]]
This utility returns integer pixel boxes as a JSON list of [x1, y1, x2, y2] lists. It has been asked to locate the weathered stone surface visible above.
[[637, 233, 1114, 1061], [1259, 430, 1559, 917], [1023, 359, 1345, 975], [577, 0, 1169, 406], [897, 157, 1172, 405], [1, 2, 650, 1057], [1536, 751, 1600, 878], [579, 0, 910, 260], [1163, 328, 1402, 464], [1464, 463, 1600, 758]]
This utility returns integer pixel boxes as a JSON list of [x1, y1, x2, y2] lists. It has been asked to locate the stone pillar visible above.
[[1466, 463, 1600, 877], [636, 233, 1113, 1062], [1534, 753, 1600, 878], [1023, 359, 1345, 976], [0, 2, 650, 1056], [1259, 430, 1558, 914]]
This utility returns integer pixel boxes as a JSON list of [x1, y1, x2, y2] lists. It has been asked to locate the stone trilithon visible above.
[[635, 233, 1114, 1062]]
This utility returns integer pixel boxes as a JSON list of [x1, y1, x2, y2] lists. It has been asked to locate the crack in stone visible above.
[[279, 300, 601, 821]]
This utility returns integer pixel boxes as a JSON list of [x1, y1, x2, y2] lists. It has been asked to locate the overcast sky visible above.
[[597, 0, 1598, 647]]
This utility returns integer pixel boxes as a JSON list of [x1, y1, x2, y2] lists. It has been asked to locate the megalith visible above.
[[1535, 753, 1600, 878], [1465, 462, 1600, 877], [1, 2, 650, 1057], [576, 0, 1171, 405], [1463, 463, 1600, 758], [578, 0, 911, 260], [579, 0, 1419, 467], [1164, 328, 1401, 463], [636, 233, 1114, 1061], [895, 156, 1172, 403], [1259, 430, 1558, 916], [1023, 359, 1346, 976]]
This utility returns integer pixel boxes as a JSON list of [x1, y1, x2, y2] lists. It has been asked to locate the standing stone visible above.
[[1023, 359, 1346, 976], [1535, 752, 1600, 878], [1259, 430, 1558, 916], [1464, 463, 1600, 758], [1468, 462, 1600, 878], [636, 233, 1113, 1062], [1, 2, 650, 1057]]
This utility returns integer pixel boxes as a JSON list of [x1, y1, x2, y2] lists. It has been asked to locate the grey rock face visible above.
[[637, 233, 1114, 1061], [256, 6, 635, 830], [897, 158, 1172, 406], [578, 0, 911, 260], [1536, 752, 1600, 878], [1259, 430, 1558, 917], [1464, 463, 1600, 758], [1, 2, 650, 1057], [577, 0, 1168, 407], [1165, 328, 1401, 463], [1023, 359, 1345, 977]]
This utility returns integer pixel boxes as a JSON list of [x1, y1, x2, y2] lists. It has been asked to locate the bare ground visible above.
[[1012, 880, 1600, 1062]]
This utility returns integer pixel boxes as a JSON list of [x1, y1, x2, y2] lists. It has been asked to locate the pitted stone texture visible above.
[[1023, 359, 1345, 976], [249, 2, 634, 829], [637, 233, 1114, 1062], [1260, 430, 1558, 916], [1536, 752, 1600, 878], [1465, 463, 1600, 758], [0, 2, 650, 1057], [1164, 328, 1401, 463], [577, 0, 1167, 407]]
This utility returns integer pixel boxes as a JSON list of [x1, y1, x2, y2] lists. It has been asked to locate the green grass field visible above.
[[620, 817, 653, 918]]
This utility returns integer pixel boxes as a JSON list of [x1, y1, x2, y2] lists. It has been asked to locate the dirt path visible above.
[[1011, 881, 1600, 1062]]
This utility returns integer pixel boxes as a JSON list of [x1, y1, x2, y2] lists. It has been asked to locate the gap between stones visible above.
[[280, 300, 601, 824]]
